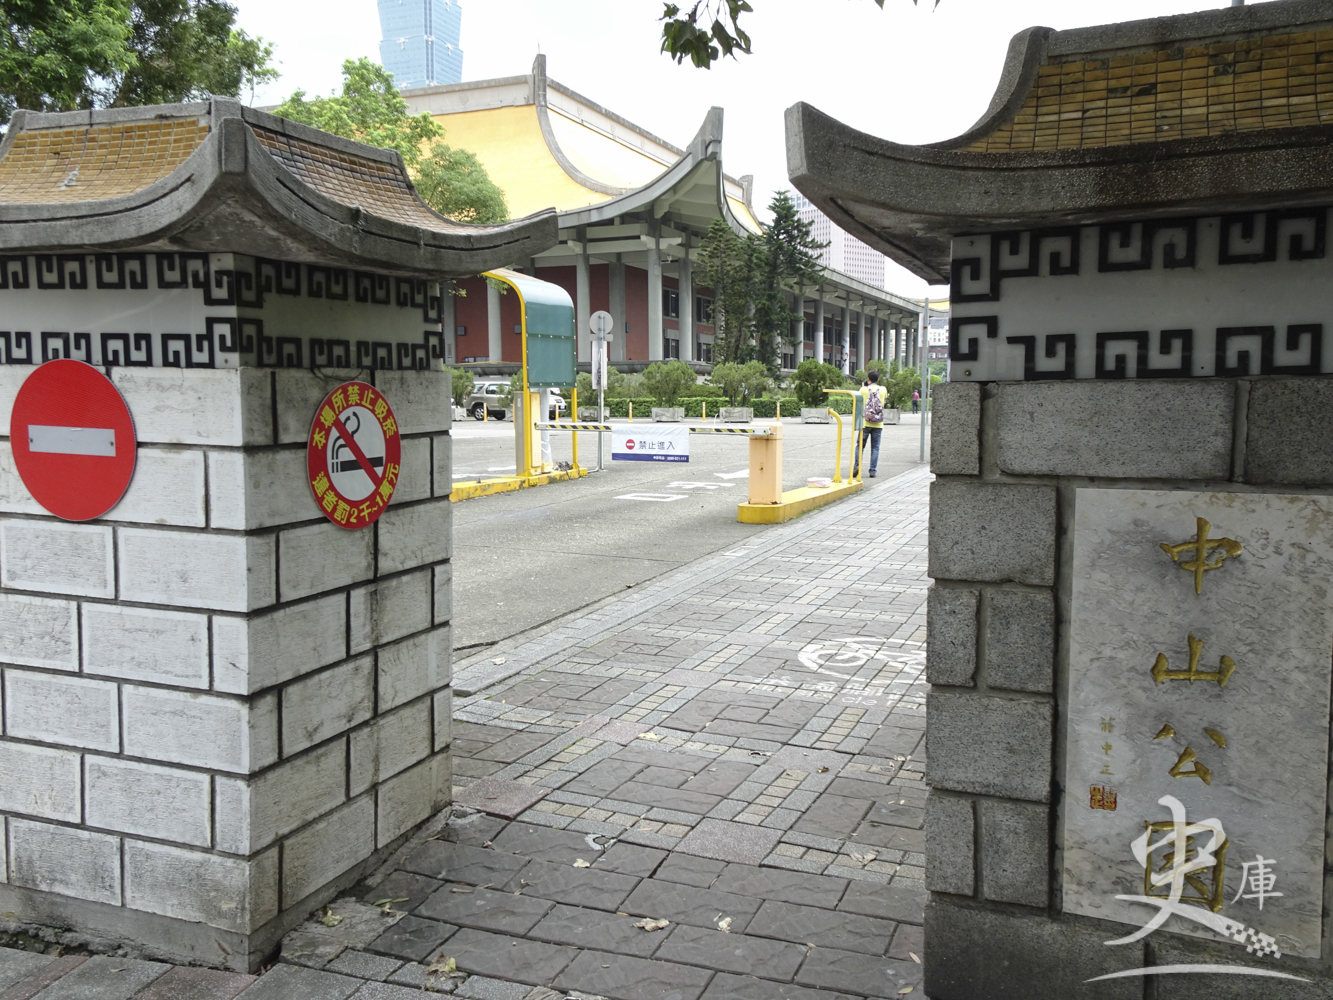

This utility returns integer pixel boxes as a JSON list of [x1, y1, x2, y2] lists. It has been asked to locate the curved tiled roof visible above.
[[787, 0, 1333, 284], [964, 30, 1333, 153], [0, 99, 557, 277], [0, 117, 211, 204]]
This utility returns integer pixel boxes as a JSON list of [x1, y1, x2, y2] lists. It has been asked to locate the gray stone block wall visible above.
[[925, 375, 1333, 997], [0, 364, 454, 972]]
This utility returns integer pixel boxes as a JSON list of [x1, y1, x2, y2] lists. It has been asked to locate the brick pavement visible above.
[[0, 466, 932, 1000]]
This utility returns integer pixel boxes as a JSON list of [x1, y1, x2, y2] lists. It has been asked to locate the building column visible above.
[[840, 303, 851, 374], [792, 293, 803, 364], [487, 280, 502, 362], [679, 246, 693, 364], [648, 229, 664, 362], [610, 255, 626, 363], [443, 287, 457, 366], [576, 238, 591, 364], [813, 292, 825, 366], [855, 310, 865, 370], [894, 323, 902, 367]]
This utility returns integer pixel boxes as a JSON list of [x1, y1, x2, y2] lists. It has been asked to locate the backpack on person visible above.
[[864, 386, 884, 423]]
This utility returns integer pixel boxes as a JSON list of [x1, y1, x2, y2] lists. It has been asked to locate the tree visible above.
[[791, 359, 849, 407], [709, 360, 769, 406], [274, 58, 509, 223], [640, 360, 697, 407], [0, 0, 276, 126], [660, 0, 938, 69], [694, 219, 759, 365], [752, 190, 826, 375], [447, 367, 474, 408]]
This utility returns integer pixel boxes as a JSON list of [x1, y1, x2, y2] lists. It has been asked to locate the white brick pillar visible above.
[[0, 363, 454, 972]]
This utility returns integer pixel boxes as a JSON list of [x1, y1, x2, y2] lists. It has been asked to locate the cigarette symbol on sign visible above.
[[330, 411, 384, 474], [28, 425, 116, 457]]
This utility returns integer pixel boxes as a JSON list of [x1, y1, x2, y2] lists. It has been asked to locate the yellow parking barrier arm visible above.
[[828, 408, 844, 483]]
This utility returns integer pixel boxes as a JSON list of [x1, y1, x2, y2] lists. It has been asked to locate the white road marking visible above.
[[613, 493, 688, 502], [666, 481, 734, 490], [715, 469, 749, 479]]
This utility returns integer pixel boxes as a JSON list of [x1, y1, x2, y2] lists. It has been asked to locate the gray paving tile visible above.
[[0, 955, 87, 999], [838, 881, 926, 924], [592, 843, 665, 877], [676, 820, 781, 866], [440, 929, 576, 986], [235, 964, 361, 1000], [653, 854, 727, 889], [131, 967, 256, 1000], [621, 879, 761, 933], [363, 870, 444, 914], [402, 842, 530, 887], [367, 915, 459, 963], [888, 922, 924, 962], [746, 900, 895, 955], [554, 950, 712, 1000], [416, 885, 554, 935], [655, 924, 806, 981], [490, 824, 604, 865], [350, 983, 432, 1000], [0, 950, 57, 992], [790, 794, 872, 841], [794, 950, 922, 997], [501, 859, 640, 910], [529, 904, 664, 958], [452, 976, 532, 999], [30, 956, 169, 1000], [710, 864, 848, 908], [698, 973, 860, 1000], [455, 777, 550, 819], [384, 962, 458, 992], [611, 783, 723, 816], [325, 950, 403, 981]]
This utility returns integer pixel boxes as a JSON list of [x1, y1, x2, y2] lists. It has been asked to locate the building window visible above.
[[695, 295, 713, 324], [665, 337, 680, 359], [803, 320, 814, 341], [782, 351, 796, 370], [455, 325, 466, 338], [697, 339, 713, 364], [663, 288, 680, 319]]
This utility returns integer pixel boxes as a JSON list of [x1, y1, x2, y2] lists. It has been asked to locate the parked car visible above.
[[466, 382, 568, 421]]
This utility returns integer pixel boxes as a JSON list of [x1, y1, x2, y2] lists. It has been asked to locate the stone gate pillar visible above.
[[790, 2, 1333, 995], [0, 100, 556, 970]]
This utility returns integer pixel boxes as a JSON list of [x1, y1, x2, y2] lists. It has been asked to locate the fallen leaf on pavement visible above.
[[491, 657, 506, 665], [482, 841, 493, 847], [850, 851, 878, 865], [816, 766, 829, 773], [573, 859, 591, 868], [373, 897, 409, 907], [639, 733, 661, 741], [716, 917, 732, 933], [899, 987, 914, 995], [449, 888, 472, 893], [427, 955, 456, 975], [318, 907, 343, 927], [633, 918, 670, 932], [910, 952, 921, 964]]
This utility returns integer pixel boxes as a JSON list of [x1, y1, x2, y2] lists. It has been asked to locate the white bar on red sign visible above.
[[28, 425, 116, 457]]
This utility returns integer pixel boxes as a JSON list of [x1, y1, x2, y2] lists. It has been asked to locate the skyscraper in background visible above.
[[378, 0, 463, 90], [792, 191, 887, 290]]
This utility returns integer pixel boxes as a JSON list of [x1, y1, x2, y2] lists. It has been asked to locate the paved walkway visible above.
[[0, 466, 932, 1000]]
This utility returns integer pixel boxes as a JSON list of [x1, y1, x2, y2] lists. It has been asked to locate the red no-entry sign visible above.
[[10, 360, 138, 521], [307, 381, 402, 529]]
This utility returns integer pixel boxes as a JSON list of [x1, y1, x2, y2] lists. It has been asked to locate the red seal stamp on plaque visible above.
[[306, 381, 401, 529]]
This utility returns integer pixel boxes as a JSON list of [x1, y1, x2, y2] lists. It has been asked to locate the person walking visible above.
[[854, 370, 890, 478], [911, 389, 920, 414]]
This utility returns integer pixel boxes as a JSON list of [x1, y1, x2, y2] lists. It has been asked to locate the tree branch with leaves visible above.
[[660, 0, 938, 69]]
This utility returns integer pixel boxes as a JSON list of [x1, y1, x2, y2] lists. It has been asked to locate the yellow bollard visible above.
[[701, 401, 706, 422], [748, 424, 783, 505], [571, 387, 578, 470], [828, 408, 844, 483], [775, 399, 782, 424], [628, 400, 633, 422]]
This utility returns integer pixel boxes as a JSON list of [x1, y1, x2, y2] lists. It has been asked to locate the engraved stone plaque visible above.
[[1064, 489, 1333, 959]]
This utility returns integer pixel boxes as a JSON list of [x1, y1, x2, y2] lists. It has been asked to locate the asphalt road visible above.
[[449, 414, 929, 650]]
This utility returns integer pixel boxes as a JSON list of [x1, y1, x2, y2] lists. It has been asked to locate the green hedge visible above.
[[600, 397, 658, 418]]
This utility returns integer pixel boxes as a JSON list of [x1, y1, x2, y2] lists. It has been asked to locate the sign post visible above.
[[590, 310, 615, 472], [10, 359, 137, 521]]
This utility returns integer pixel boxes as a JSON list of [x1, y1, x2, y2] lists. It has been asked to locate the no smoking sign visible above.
[[307, 381, 401, 529]]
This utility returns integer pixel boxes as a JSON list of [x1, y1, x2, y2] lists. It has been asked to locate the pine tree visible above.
[[752, 190, 827, 374]]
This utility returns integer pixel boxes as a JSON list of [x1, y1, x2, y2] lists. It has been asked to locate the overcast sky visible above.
[[230, 0, 1265, 295]]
